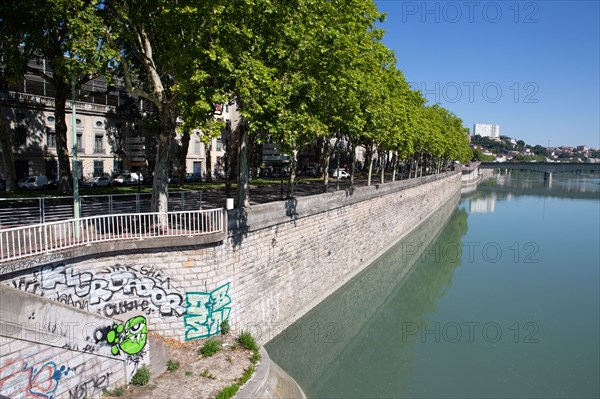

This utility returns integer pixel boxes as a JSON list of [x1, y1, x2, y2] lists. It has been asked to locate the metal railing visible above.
[[0, 208, 224, 263], [0, 191, 204, 227]]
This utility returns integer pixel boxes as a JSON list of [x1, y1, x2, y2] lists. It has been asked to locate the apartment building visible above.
[[0, 59, 231, 181]]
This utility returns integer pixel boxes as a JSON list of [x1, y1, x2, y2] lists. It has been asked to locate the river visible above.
[[266, 171, 600, 398]]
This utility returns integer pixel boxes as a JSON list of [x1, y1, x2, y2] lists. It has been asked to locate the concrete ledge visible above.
[[229, 171, 459, 233], [0, 231, 226, 276], [236, 347, 306, 399]]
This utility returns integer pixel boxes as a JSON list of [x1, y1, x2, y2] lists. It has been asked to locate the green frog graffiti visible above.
[[106, 316, 148, 356]]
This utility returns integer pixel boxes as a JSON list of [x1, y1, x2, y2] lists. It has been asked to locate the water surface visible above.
[[266, 172, 600, 398]]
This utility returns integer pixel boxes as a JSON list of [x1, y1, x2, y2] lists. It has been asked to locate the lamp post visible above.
[[71, 80, 80, 239]]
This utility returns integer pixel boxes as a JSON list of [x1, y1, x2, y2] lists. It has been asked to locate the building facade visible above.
[[0, 60, 238, 182], [473, 123, 500, 140]]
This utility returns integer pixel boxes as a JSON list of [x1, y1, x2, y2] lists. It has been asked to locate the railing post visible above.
[[40, 198, 44, 224], [43, 223, 49, 254]]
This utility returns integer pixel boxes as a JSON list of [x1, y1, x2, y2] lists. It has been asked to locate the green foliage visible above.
[[220, 320, 231, 335], [130, 365, 150, 386], [167, 359, 180, 372], [236, 366, 255, 385], [102, 386, 125, 397], [250, 351, 261, 364], [238, 331, 259, 352], [472, 148, 495, 162], [200, 338, 222, 356], [201, 369, 216, 379], [2, 0, 477, 202], [185, 371, 193, 377], [215, 384, 240, 399]]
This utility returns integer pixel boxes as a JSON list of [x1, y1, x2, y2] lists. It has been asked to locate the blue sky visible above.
[[375, 0, 600, 148]]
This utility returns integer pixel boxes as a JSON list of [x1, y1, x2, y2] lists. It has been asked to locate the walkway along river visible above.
[[266, 171, 600, 398]]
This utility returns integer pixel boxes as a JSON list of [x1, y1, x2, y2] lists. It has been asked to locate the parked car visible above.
[[18, 175, 49, 190], [83, 176, 112, 187], [113, 173, 141, 185], [305, 165, 319, 177], [184, 173, 202, 183], [332, 169, 350, 179]]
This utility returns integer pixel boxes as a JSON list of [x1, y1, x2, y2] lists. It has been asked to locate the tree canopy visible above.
[[1, 0, 473, 204]]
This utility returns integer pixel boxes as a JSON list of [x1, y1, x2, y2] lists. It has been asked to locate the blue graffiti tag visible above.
[[184, 283, 232, 340]]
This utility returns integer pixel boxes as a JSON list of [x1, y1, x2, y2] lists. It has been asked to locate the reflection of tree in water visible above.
[[266, 198, 469, 398], [312, 207, 469, 398]]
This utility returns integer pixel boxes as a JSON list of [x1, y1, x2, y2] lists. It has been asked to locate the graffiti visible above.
[[102, 299, 152, 317], [55, 293, 89, 311], [0, 358, 71, 399], [14, 263, 185, 317], [184, 283, 232, 340], [61, 342, 99, 354], [104, 316, 148, 356], [68, 372, 111, 399], [0, 252, 70, 276], [11, 277, 40, 293]]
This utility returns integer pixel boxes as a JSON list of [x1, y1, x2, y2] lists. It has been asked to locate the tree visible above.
[[0, 0, 114, 193], [103, 0, 228, 213]]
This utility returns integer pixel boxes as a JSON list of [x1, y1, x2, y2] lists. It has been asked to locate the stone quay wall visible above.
[[1, 171, 460, 397]]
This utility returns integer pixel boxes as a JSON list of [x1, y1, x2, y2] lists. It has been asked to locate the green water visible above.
[[266, 172, 600, 398]]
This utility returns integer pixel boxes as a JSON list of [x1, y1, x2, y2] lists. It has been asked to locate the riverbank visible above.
[[1, 171, 461, 398]]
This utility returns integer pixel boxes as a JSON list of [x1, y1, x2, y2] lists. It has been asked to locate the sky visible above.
[[375, 0, 600, 148]]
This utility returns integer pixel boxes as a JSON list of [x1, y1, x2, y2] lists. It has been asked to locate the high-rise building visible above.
[[473, 123, 500, 139]]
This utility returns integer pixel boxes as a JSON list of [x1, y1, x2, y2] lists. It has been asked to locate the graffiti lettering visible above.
[[19, 263, 185, 317], [102, 299, 152, 317], [56, 293, 89, 311], [184, 283, 232, 340], [0, 358, 70, 399], [11, 276, 40, 293], [68, 372, 111, 399], [0, 252, 70, 276]]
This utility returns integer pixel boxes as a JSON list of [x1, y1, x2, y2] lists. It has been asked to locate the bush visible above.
[[167, 359, 180, 372], [220, 320, 231, 335], [238, 331, 259, 352], [130, 365, 150, 386], [200, 338, 222, 356]]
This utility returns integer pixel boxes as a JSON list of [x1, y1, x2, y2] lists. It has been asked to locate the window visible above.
[[76, 133, 83, 152], [194, 140, 201, 154], [95, 120, 103, 127], [113, 160, 123, 175], [94, 135, 104, 153], [93, 161, 104, 177], [47, 116, 55, 123], [225, 104, 229, 113], [76, 161, 83, 179], [46, 130, 56, 148], [76, 118, 82, 125], [216, 138, 222, 151], [14, 126, 27, 146]]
